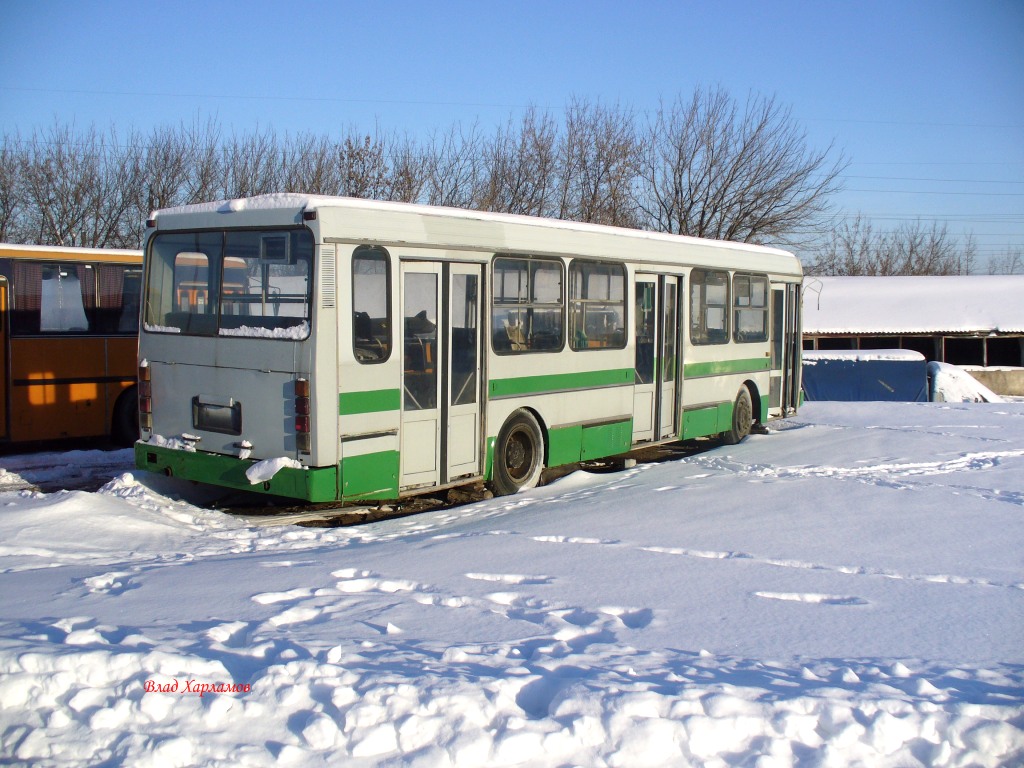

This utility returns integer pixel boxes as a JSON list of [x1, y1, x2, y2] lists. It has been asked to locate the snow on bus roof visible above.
[[153, 193, 796, 259], [803, 349, 926, 363], [803, 275, 1024, 335]]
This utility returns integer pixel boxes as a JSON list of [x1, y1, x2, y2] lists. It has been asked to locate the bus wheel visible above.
[[721, 387, 753, 445], [112, 385, 140, 447], [491, 409, 545, 496]]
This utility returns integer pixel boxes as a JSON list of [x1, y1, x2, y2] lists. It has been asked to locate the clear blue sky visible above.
[[2, 0, 1022, 267]]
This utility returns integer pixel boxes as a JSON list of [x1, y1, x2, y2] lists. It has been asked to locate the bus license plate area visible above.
[[192, 396, 242, 435]]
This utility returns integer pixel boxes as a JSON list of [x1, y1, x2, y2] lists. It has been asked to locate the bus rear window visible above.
[[144, 229, 313, 338]]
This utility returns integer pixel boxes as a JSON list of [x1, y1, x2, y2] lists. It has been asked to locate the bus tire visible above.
[[491, 409, 545, 496], [721, 387, 753, 445], [112, 385, 140, 447]]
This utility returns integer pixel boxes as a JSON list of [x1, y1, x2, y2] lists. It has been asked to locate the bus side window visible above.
[[733, 273, 769, 343], [96, 265, 142, 334], [569, 260, 626, 351], [352, 246, 392, 363], [491, 256, 564, 354], [12, 262, 92, 334], [690, 269, 730, 345]]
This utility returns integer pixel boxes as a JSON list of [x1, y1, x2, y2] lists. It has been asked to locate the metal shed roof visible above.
[[802, 275, 1024, 335]]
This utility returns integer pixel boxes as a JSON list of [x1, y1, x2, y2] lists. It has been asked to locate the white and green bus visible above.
[[136, 195, 802, 502]]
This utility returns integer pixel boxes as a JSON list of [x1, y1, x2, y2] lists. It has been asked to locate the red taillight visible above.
[[295, 378, 311, 453], [138, 365, 153, 429]]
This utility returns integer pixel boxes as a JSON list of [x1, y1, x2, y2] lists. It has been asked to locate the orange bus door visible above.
[[0, 278, 8, 439]]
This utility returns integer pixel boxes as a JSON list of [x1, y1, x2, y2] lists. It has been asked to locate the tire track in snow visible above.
[[516, 534, 1024, 593]]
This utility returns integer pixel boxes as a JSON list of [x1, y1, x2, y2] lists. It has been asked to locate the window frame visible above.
[[6, 259, 141, 337], [143, 227, 314, 339], [732, 272, 769, 344], [568, 259, 627, 352], [689, 268, 731, 346], [351, 245, 393, 365], [491, 255, 565, 355]]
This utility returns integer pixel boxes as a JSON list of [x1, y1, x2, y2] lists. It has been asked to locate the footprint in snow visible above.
[[754, 591, 868, 606], [464, 572, 553, 586], [83, 571, 137, 596]]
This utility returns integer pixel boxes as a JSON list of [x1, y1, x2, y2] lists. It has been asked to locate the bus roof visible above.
[[150, 194, 803, 278], [0, 242, 142, 263]]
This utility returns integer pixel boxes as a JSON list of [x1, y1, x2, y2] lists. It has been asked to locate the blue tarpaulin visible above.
[[802, 350, 928, 402]]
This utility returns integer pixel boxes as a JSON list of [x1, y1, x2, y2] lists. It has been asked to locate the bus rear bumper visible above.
[[134, 442, 340, 503]]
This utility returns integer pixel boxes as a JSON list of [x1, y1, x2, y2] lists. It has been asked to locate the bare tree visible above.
[[423, 123, 484, 209], [0, 134, 22, 242], [987, 246, 1024, 275], [477, 108, 557, 216], [220, 127, 281, 199], [183, 118, 223, 204], [555, 98, 639, 226], [18, 122, 106, 246], [338, 131, 390, 200], [635, 88, 845, 244], [807, 214, 975, 275], [280, 132, 342, 195], [383, 135, 427, 203], [3, 89, 857, 250]]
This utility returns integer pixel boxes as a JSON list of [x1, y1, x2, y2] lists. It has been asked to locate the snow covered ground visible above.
[[1, 401, 1022, 767]]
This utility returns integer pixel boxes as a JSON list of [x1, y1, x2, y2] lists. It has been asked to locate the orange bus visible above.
[[0, 243, 142, 446]]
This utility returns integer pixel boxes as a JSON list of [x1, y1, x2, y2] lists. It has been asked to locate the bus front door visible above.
[[633, 274, 680, 443], [400, 262, 482, 489]]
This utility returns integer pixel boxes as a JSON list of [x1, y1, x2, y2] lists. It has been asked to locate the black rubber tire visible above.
[[490, 409, 545, 496], [111, 385, 140, 447], [720, 387, 753, 445]]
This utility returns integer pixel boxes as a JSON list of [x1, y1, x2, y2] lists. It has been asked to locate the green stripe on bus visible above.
[[339, 388, 401, 415], [683, 357, 770, 379], [135, 443, 339, 502], [490, 368, 633, 399], [547, 418, 633, 466], [341, 450, 399, 501], [682, 404, 728, 440]]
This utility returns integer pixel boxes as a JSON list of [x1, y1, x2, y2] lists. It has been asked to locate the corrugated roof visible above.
[[802, 275, 1024, 335]]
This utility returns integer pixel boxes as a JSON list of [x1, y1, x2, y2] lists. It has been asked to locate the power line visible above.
[[0, 85, 536, 111], [842, 188, 1024, 197], [802, 115, 1024, 130], [841, 174, 1024, 185]]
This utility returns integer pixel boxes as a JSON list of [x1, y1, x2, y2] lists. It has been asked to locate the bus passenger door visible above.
[[400, 263, 442, 488], [769, 284, 801, 416], [0, 278, 7, 439], [632, 276, 657, 443], [446, 265, 482, 481], [633, 274, 680, 443], [400, 262, 483, 490], [659, 276, 679, 439]]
